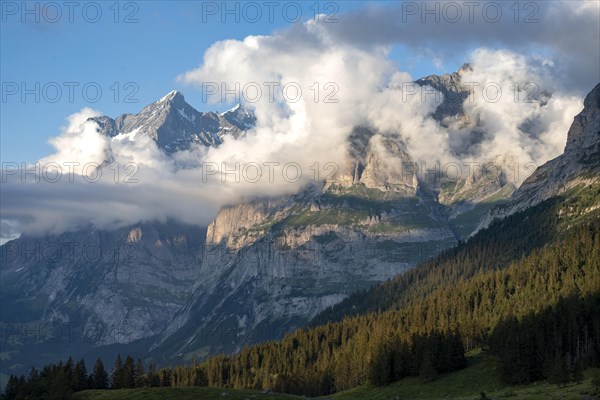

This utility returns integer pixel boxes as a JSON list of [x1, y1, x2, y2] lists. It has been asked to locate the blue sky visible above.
[[1, 1, 598, 238], [3, 1, 597, 164], [0, 1, 467, 163]]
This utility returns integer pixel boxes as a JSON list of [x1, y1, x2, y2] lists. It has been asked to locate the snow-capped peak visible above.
[[157, 90, 181, 103], [221, 103, 241, 116], [91, 92, 256, 154]]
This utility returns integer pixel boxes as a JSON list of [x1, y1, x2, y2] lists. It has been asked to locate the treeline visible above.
[[2, 357, 108, 400], [1, 355, 168, 400], [1, 331, 466, 399], [181, 330, 465, 395]]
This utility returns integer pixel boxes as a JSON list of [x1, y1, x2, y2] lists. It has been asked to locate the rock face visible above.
[[0, 223, 205, 345], [151, 124, 513, 359], [477, 82, 600, 231], [416, 63, 472, 122], [337, 128, 420, 193], [152, 181, 457, 358]]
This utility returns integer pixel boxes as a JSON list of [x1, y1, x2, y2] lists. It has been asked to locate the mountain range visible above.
[[1, 70, 598, 378]]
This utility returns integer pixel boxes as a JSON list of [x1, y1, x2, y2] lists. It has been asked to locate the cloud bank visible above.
[[1, 1, 597, 237]]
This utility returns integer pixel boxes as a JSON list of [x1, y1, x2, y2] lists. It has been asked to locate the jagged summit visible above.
[[157, 89, 183, 103], [221, 102, 256, 130], [221, 103, 241, 115], [89, 91, 256, 154], [415, 66, 471, 122], [458, 63, 472, 74]]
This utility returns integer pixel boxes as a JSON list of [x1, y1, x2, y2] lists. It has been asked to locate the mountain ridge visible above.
[[89, 92, 255, 153], [2, 74, 594, 375]]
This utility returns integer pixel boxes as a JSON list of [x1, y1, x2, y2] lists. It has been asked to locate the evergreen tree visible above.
[[91, 358, 109, 389], [419, 353, 437, 382], [28, 366, 39, 382], [572, 361, 584, 384], [123, 355, 136, 388], [592, 369, 600, 394], [15, 376, 27, 399], [194, 366, 208, 387], [3, 375, 19, 400], [47, 368, 72, 400], [547, 354, 570, 387], [146, 363, 160, 387], [73, 358, 89, 392], [367, 342, 392, 386], [27, 367, 44, 399], [390, 341, 411, 381], [64, 357, 75, 387], [134, 358, 146, 387], [111, 354, 124, 389], [160, 368, 172, 387]]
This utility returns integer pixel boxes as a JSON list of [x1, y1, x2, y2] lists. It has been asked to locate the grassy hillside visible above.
[[74, 386, 301, 400]]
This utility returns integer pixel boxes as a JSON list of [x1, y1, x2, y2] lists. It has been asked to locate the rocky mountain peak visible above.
[[89, 91, 256, 154], [564, 82, 600, 154], [149, 90, 190, 114], [156, 89, 184, 104], [458, 63, 473, 74], [415, 66, 471, 122], [221, 103, 257, 131]]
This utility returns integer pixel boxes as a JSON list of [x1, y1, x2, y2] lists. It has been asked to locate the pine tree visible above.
[[592, 369, 600, 395], [194, 366, 208, 387], [47, 368, 73, 400], [73, 358, 89, 391], [147, 363, 160, 387], [134, 358, 146, 387], [123, 355, 136, 388], [91, 358, 109, 389], [3, 375, 19, 400], [418, 353, 437, 382], [111, 354, 124, 389], [28, 366, 39, 382], [547, 355, 570, 387], [572, 361, 584, 384], [390, 341, 410, 381], [28, 366, 44, 399], [16, 376, 27, 398], [367, 343, 392, 386], [64, 356, 75, 388]]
